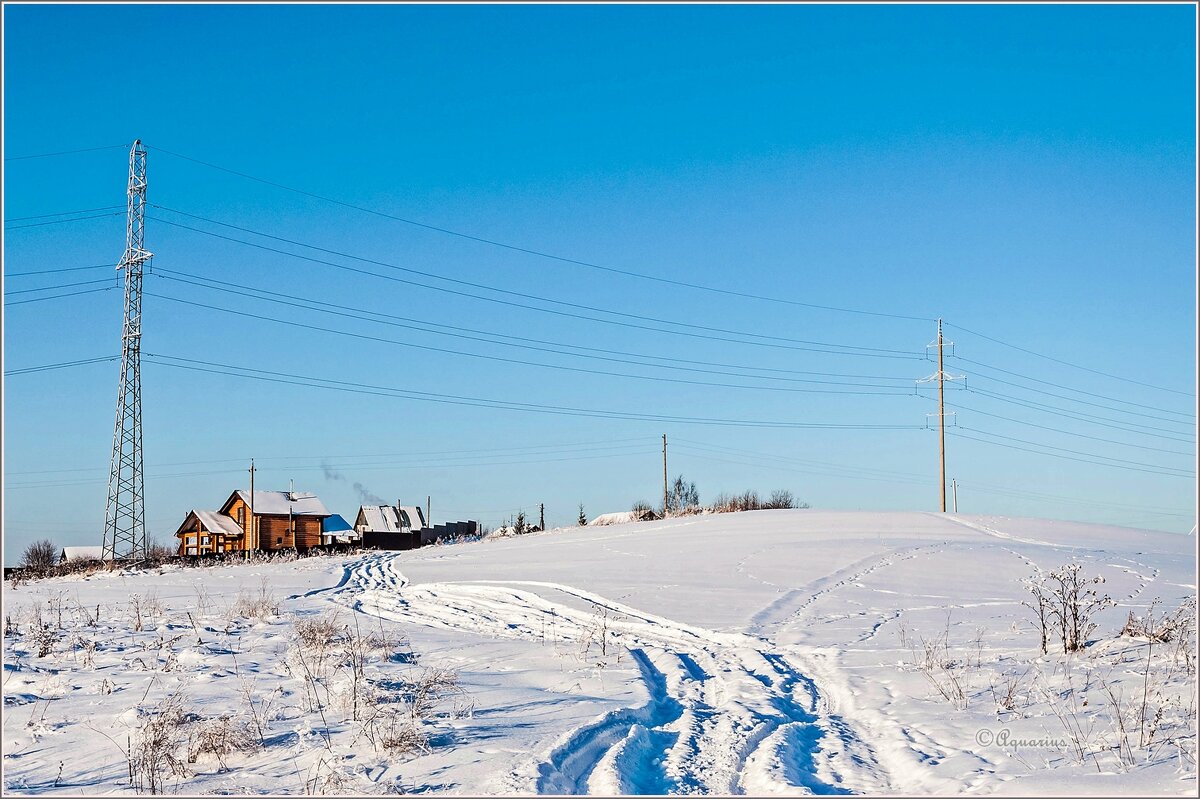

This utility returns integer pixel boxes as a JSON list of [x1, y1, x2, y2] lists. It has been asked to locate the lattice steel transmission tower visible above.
[[103, 140, 152, 561]]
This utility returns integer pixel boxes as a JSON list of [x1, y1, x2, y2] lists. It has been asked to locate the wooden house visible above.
[[175, 510, 245, 555], [174, 489, 333, 556]]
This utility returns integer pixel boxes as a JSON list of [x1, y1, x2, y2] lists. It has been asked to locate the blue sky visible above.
[[3, 3, 1196, 561]]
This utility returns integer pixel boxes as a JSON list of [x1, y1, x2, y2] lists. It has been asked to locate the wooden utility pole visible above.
[[662, 434, 669, 516], [426, 495, 431, 528], [289, 478, 296, 551], [938, 319, 947, 513], [248, 459, 256, 557], [918, 319, 960, 513], [539, 503, 545, 532]]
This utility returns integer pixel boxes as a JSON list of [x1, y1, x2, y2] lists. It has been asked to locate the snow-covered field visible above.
[[2, 511, 1196, 795]]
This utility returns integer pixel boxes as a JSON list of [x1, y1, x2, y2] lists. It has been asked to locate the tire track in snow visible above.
[[749, 543, 943, 636], [328, 553, 890, 795]]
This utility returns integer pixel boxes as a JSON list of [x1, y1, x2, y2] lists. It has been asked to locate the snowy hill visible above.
[[2, 511, 1195, 795]]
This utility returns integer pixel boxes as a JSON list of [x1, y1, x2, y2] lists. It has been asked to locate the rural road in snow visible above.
[[325, 551, 891, 795]]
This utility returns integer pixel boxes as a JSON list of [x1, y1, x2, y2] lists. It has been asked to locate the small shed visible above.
[[321, 513, 357, 546], [356, 502, 426, 550], [59, 545, 107, 563]]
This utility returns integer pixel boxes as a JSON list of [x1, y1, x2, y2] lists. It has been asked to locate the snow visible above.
[[3, 510, 1195, 795], [190, 510, 246, 537], [233, 490, 330, 516], [359, 505, 425, 532], [585, 511, 662, 527], [58, 546, 106, 563]]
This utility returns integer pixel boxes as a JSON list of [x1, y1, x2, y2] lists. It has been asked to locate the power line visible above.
[[670, 443, 936, 488], [4, 286, 116, 307], [949, 355, 1195, 418], [8, 447, 661, 490], [951, 481, 1194, 519], [945, 402, 1195, 456], [4, 144, 129, 161], [944, 321, 1195, 398], [4, 206, 125, 222], [149, 208, 922, 359], [6, 436, 654, 477], [956, 369, 1195, 426], [144, 352, 928, 430], [669, 438, 1194, 517], [963, 385, 1194, 440], [150, 271, 916, 388], [143, 146, 1190, 401], [950, 427, 1195, 478], [154, 267, 919, 384], [149, 290, 917, 398], [4, 355, 119, 376], [148, 146, 935, 323], [6, 277, 116, 296], [5, 263, 115, 277], [4, 211, 125, 230]]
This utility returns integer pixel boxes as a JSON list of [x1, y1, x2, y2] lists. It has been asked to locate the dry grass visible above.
[[186, 714, 258, 771], [231, 578, 280, 620]]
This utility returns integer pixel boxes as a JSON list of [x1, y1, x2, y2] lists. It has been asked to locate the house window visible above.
[[186, 547, 197, 555], [277, 537, 283, 544], [201, 536, 210, 546], [238, 507, 245, 528]]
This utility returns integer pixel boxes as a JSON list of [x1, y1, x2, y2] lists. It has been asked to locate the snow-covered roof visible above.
[[59, 546, 107, 562], [589, 511, 643, 526], [232, 490, 330, 517], [322, 514, 354, 534], [358, 504, 425, 532], [400, 505, 426, 530], [193, 510, 244, 537]]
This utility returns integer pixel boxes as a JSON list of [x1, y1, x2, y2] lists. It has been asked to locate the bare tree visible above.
[[665, 475, 700, 516], [763, 490, 796, 509], [21, 539, 58, 575]]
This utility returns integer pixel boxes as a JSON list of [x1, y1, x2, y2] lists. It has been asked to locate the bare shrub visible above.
[[144, 541, 174, 565], [1120, 596, 1197, 645], [21, 540, 57, 574], [231, 578, 279, 619], [630, 500, 657, 520], [989, 668, 1028, 714], [26, 606, 59, 658], [1025, 563, 1112, 654], [295, 612, 343, 650], [909, 625, 967, 710], [407, 667, 463, 721], [378, 709, 429, 753], [187, 714, 257, 770], [763, 489, 796, 509], [130, 691, 191, 794]]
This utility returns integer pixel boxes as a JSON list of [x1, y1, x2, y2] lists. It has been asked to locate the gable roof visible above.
[[173, 509, 246, 538], [357, 504, 425, 532], [322, 513, 354, 534], [222, 490, 331, 517], [60, 545, 107, 562], [194, 510, 245, 536]]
